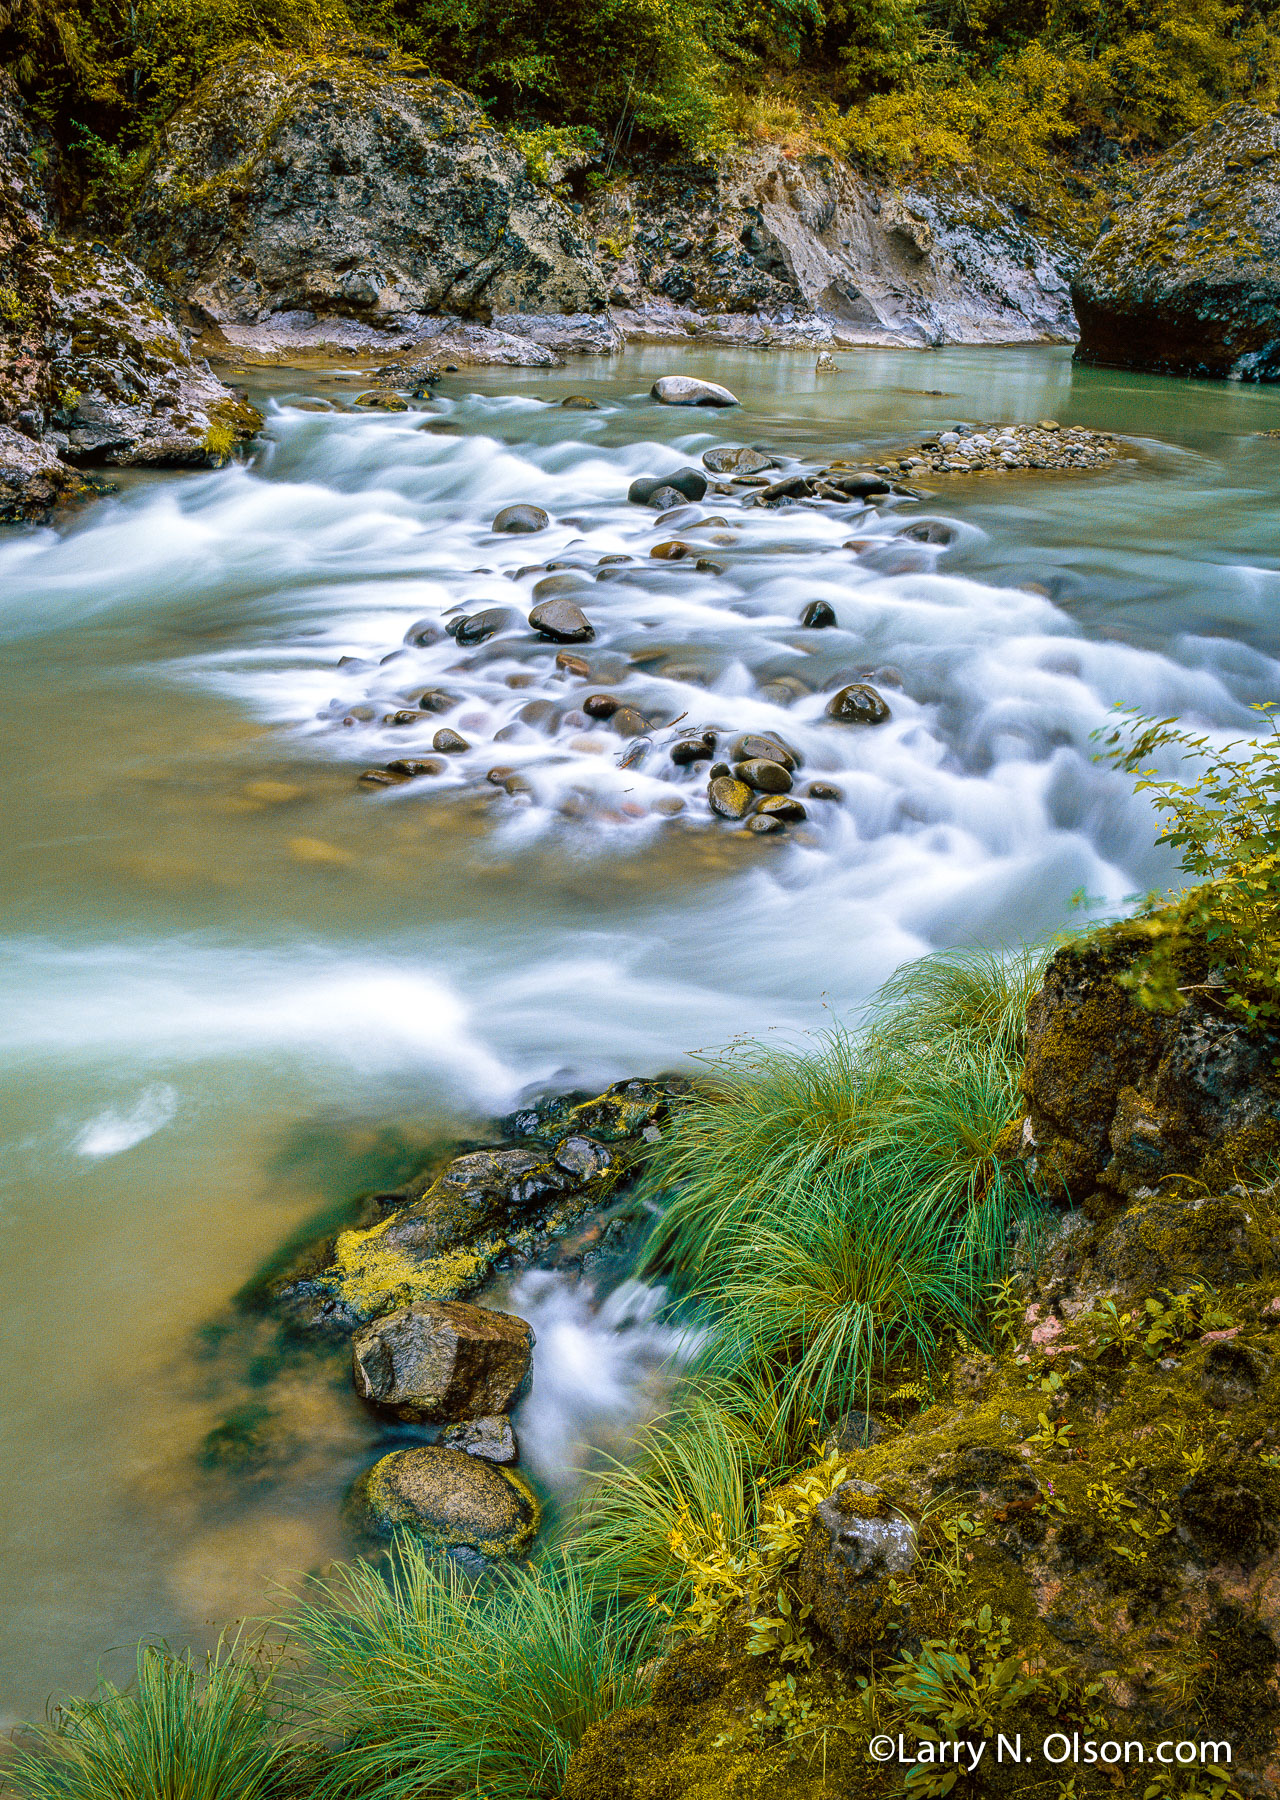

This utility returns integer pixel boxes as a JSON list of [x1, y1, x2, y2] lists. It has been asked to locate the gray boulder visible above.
[[1073, 107, 1280, 381], [131, 45, 608, 351], [651, 375, 739, 407], [352, 1298, 534, 1422]]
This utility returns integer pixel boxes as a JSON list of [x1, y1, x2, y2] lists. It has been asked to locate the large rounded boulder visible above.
[[131, 45, 608, 337], [1072, 106, 1280, 381], [352, 1298, 534, 1422], [350, 1445, 540, 1557]]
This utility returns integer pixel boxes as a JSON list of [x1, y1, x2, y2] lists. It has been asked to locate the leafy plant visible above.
[[3, 1640, 288, 1800], [285, 1543, 651, 1800]]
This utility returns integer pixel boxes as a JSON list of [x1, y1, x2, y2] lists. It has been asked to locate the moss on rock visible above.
[[349, 1445, 540, 1557]]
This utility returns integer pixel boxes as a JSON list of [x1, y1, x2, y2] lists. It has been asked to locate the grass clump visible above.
[[2, 1639, 288, 1800], [284, 1542, 652, 1800], [641, 945, 1051, 1450]]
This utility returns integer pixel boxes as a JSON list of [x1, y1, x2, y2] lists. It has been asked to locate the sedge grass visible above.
[[3, 1640, 288, 1800], [284, 1543, 651, 1800]]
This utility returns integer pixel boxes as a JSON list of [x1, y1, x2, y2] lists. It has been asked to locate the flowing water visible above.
[[2, 343, 1280, 1719]]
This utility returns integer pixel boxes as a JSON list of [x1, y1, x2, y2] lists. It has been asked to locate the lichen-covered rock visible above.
[[0, 73, 258, 519], [131, 44, 608, 358], [1073, 106, 1280, 381], [351, 1298, 534, 1422], [796, 1478, 916, 1654], [349, 1444, 540, 1556], [1017, 930, 1280, 1202]]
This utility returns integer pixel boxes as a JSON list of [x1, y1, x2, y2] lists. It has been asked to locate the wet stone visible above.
[[651, 375, 739, 408], [493, 504, 549, 534], [556, 652, 592, 676], [897, 520, 957, 546], [695, 559, 725, 575], [670, 730, 716, 765], [529, 599, 595, 644], [826, 684, 891, 726], [355, 391, 409, 410], [441, 1415, 518, 1464], [352, 1299, 534, 1423], [708, 776, 754, 820], [455, 607, 517, 646], [823, 471, 891, 498], [801, 600, 837, 629], [584, 693, 621, 719], [560, 395, 600, 410], [709, 761, 731, 779], [758, 794, 807, 822], [610, 706, 651, 737], [485, 766, 515, 785], [415, 689, 462, 714], [745, 813, 785, 834], [432, 729, 470, 754], [517, 699, 562, 732], [729, 734, 798, 771], [702, 445, 773, 475], [384, 709, 427, 725], [654, 794, 686, 815], [628, 469, 707, 506], [650, 541, 690, 560], [502, 773, 534, 797], [734, 758, 793, 795], [343, 704, 377, 722], [805, 781, 844, 802], [532, 573, 591, 602], [758, 473, 813, 502], [387, 757, 445, 777], [351, 1446, 540, 1558], [358, 768, 411, 787]]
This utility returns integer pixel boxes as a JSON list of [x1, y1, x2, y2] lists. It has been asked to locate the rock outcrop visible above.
[[587, 147, 1077, 348], [1073, 106, 1280, 381], [130, 44, 610, 361], [0, 74, 259, 521], [1017, 929, 1280, 1204]]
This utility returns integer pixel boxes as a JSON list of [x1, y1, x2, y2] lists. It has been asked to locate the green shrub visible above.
[[3, 1640, 288, 1800], [285, 1544, 652, 1800], [1098, 705, 1280, 1034]]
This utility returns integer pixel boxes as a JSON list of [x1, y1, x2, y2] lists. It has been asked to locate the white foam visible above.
[[73, 1084, 178, 1157]]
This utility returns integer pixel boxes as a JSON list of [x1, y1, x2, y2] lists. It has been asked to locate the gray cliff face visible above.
[[130, 45, 610, 359], [588, 147, 1077, 349], [1073, 105, 1280, 381], [0, 75, 259, 522]]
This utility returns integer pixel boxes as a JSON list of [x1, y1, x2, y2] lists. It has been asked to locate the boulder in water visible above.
[[708, 776, 753, 820], [826, 684, 891, 726], [628, 469, 707, 505], [494, 504, 550, 533], [1073, 106, 1280, 381], [350, 1445, 540, 1556], [352, 1298, 534, 1422], [800, 600, 837, 628], [733, 758, 792, 795], [651, 375, 739, 407], [701, 446, 773, 475], [529, 598, 595, 643]]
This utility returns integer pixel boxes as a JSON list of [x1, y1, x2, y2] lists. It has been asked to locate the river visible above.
[[1, 343, 1278, 1721]]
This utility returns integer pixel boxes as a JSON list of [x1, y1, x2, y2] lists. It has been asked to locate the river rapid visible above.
[[2, 343, 1280, 1720]]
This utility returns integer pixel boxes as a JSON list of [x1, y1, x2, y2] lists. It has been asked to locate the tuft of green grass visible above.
[[283, 1542, 652, 1800], [3, 1639, 288, 1800], [642, 946, 1052, 1446]]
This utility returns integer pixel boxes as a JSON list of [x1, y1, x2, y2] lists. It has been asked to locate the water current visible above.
[[2, 343, 1280, 1719]]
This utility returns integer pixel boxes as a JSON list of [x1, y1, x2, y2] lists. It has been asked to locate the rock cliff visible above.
[[0, 74, 260, 522], [130, 43, 611, 362], [1073, 105, 1280, 381]]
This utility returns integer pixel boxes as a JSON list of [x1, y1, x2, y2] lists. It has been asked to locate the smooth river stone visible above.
[[492, 504, 549, 533], [757, 794, 807, 822], [826, 684, 892, 726], [583, 693, 621, 718], [801, 600, 837, 629], [651, 375, 740, 408], [708, 776, 754, 820], [702, 445, 773, 475], [628, 469, 708, 506], [734, 758, 793, 794], [528, 599, 595, 643], [745, 813, 785, 834], [729, 733, 799, 770], [432, 729, 470, 754], [351, 1445, 539, 1557]]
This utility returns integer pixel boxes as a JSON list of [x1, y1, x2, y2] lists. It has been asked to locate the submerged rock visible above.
[[493, 504, 549, 534], [351, 1445, 540, 1556], [351, 1299, 534, 1422], [130, 45, 608, 351], [1073, 106, 1280, 381]]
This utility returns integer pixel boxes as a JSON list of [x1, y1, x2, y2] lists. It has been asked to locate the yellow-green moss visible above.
[[329, 1216, 504, 1318]]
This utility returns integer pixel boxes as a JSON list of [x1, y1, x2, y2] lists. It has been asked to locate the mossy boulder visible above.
[[349, 1445, 540, 1557], [1073, 105, 1280, 381], [0, 72, 259, 519], [1016, 929, 1280, 1202], [795, 1478, 916, 1655], [130, 43, 607, 355]]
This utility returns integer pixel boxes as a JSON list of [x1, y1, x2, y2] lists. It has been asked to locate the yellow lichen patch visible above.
[[328, 1216, 502, 1320]]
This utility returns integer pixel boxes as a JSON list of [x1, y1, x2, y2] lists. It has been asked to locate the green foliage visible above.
[[3, 1640, 288, 1800], [1098, 706, 1280, 1037], [284, 1542, 651, 1800], [642, 945, 1051, 1445]]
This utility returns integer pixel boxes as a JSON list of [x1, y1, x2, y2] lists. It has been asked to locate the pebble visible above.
[[757, 473, 812, 503], [758, 794, 807, 822], [650, 541, 690, 560], [517, 699, 562, 732], [493, 504, 549, 533], [414, 689, 461, 714], [528, 599, 595, 643], [502, 773, 534, 797], [729, 733, 798, 770], [355, 391, 408, 410], [384, 709, 427, 725], [805, 781, 844, 802], [584, 694, 621, 718], [432, 730, 470, 754], [485, 766, 515, 785], [653, 794, 686, 815], [532, 573, 591, 601], [344, 704, 377, 722], [670, 730, 716, 765], [555, 652, 592, 676], [801, 600, 837, 628], [454, 607, 517, 645], [745, 813, 785, 834], [597, 554, 631, 566], [696, 559, 725, 574], [888, 421, 1121, 476], [734, 758, 793, 794], [897, 521, 957, 546], [561, 396, 600, 410], [709, 761, 731, 779], [651, 375, 740, 408], [610, 706, 651, 737], [708, 775, 754, 819], [404, 619, 444, 646], [826, 684, 891, 726], [822, 470, 890, 498], [358, 768, 411, 787]]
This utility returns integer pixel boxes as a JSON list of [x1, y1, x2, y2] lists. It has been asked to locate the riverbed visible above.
[[2, 343, 1279, 1721]]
